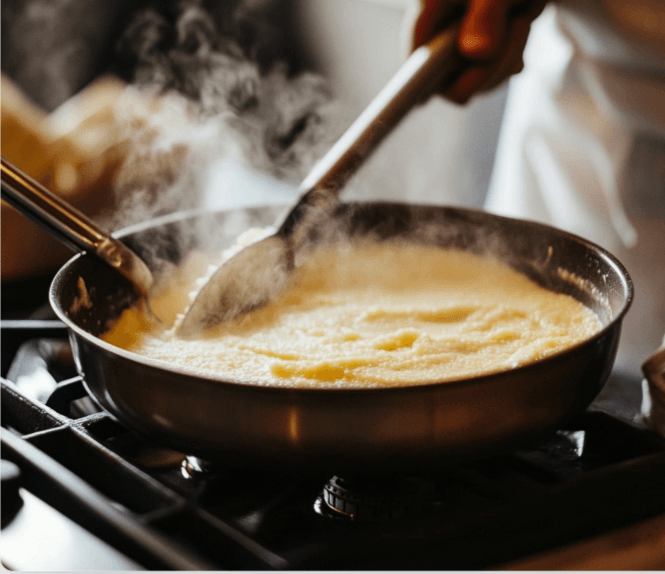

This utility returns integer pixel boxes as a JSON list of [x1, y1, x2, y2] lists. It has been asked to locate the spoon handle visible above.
[[297, 25, 464, 196], [275, 24, 465, 239], [1, 155, 153, 295]]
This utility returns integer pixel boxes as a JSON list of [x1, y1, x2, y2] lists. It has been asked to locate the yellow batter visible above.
[[102, 241, 601, 388]]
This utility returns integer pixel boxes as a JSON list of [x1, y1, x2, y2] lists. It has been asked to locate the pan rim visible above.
[[49, 202, 634, 395]]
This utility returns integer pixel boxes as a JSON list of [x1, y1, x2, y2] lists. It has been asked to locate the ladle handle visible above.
[[297, 25, 464, 195], [275, 23, 468, 238], [1, 155, 153, 295], [296, 0, 538, 200]]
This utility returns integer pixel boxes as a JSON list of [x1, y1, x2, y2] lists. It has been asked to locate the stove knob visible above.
[[1, 459, 23, 528]]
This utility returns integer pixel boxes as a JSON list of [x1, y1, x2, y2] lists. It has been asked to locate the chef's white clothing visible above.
[[485, 1, 665, 377]]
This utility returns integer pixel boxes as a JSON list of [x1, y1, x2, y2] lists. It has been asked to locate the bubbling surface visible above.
[[102, 241, 602, 388]]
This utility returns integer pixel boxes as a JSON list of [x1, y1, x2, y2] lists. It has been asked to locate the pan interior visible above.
[[51, 203, 631, 339]]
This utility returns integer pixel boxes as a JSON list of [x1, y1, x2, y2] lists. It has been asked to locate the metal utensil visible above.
[[1, 155, 153, 297], [176, 25, 467, 337]]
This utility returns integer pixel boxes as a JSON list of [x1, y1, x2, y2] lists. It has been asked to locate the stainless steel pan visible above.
[[50, 203, 633, 473]]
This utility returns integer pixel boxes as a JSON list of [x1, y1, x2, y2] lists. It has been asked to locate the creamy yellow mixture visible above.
[[102, 242, 601, 388]]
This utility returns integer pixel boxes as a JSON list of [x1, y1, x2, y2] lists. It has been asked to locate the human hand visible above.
[[411, 0, 549, 103]]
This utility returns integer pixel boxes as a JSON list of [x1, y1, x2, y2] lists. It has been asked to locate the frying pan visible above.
[[50, 203, 632, 473]]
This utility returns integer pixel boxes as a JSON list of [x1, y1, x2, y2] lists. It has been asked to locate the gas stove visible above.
[[2, 311, 665, 569]]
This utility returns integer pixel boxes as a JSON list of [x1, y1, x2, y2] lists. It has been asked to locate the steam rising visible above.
[[103, 0, 346, 231]]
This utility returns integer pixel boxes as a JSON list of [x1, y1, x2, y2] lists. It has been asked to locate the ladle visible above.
[[176, 22, 469, 337], [1, 155, 154, 298]]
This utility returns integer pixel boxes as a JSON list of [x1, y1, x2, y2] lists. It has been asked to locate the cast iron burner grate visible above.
[[2, 321, 665, 570]]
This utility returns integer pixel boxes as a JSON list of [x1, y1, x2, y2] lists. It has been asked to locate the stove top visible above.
[[2, 318, 665, 570]]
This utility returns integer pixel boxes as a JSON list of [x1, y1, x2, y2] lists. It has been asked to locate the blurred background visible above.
[[1, 0, 506, 281]]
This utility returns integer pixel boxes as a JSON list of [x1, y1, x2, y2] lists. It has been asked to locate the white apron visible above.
[[485, 2, 665, 377]]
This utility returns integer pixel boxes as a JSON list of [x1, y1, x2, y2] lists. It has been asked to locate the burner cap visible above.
[[181, 455, 224, 479], [319, 475, 441, 521]]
